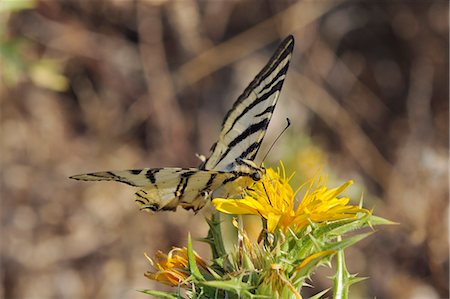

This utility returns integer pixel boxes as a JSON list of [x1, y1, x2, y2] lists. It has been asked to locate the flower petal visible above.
[[212, 198, 266, 215], [267, 212, 282, 232]]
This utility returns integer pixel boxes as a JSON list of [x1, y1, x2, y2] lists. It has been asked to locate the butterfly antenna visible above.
[[262, 182, 272, 206], [261, 118, 291, 164]]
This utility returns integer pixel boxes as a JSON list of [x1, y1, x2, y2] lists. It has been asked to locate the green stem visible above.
[[333, 236, 348, 299], [211, 211, 227, 259]]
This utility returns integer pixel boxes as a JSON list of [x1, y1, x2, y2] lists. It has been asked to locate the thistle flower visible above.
[[213, 162, 368, 233], [141, 163, 392, 299]]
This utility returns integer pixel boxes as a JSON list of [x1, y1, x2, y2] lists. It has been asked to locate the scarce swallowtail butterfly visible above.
[[70, 35, 294, 212]]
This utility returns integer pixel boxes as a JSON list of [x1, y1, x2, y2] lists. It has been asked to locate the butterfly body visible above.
[[70, 35, 294, 212]]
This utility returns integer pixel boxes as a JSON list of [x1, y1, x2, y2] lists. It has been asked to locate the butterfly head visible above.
[[235, 159, 265, 181], [250, 169, 264, 181]]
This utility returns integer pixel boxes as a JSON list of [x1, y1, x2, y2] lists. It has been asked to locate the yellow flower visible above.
[[144, 247, 207, 287], [213, 162, 368, 233]]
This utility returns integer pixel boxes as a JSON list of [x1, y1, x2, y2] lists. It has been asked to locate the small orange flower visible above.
[[144, 247, 207, 287]]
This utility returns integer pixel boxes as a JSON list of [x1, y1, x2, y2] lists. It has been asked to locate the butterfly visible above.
[[70, 35, 294, 212]]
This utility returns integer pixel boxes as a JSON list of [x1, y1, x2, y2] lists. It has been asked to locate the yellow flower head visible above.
[[144, 247, 207, 287], [213, 162, 368, 233]]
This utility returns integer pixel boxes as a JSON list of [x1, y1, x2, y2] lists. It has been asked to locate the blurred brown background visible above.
[[1, 1, 448, 298]]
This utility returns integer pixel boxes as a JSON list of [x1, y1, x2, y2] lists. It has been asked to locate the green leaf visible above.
[[199, 279, 252, 296], [200, 212, 227, 259], [206, 265, 223, 280], [309, 288, 330, 299], [187, 234, 205, 282], [241, 251, 256, 271], [324, 232, 372, 252], [315, 214, 372, 238], [367, 215, 397, 226], [348, 275, 368, 285], [292, 250, 335, 279]]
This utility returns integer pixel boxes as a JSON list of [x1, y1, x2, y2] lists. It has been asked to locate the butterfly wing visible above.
[[70, 168, 239, 212], [70, 36, 295, 213], [201, 35, 295, 171]]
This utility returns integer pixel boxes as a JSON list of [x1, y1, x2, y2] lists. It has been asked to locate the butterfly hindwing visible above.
[[70, 168, 240, 211], [201, 35, 294, 172]]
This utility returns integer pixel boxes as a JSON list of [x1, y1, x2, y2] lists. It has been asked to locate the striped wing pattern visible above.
[[70, 35, 294, 212], [201, 35, 294, 172], [70, 168, 242, 211]]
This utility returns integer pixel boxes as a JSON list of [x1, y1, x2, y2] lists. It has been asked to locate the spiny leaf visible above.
[[348, 275, 368, 285], [292, 250, 336, 278], [324, 232, 373, 252], [187, 234, 205, 282], [309, 288, 330, 299], [367, 215, 397, 226], [314, 214, 373, 238], [200, 212, 227, 259], [206, 265, 223, 280]]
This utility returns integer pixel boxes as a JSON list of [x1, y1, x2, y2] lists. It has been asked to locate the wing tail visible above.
[[69, 169, 157, 187]]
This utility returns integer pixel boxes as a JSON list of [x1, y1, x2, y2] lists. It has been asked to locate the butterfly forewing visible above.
[[201, 35, 294, 172]]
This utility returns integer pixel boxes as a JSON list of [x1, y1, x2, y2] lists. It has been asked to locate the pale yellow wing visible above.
[[70, 168, 240, 212]]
